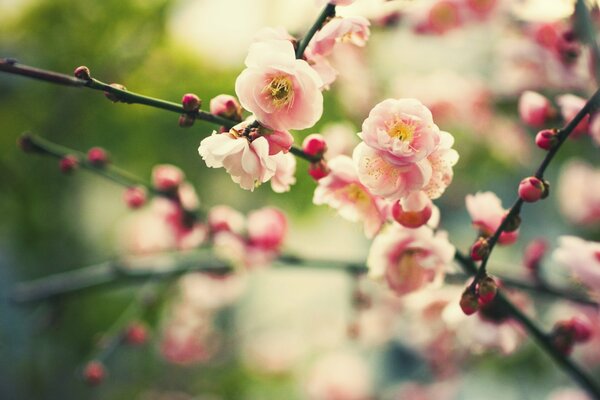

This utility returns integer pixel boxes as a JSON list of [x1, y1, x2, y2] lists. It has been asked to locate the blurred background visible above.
[[1, 0, 599, 399]]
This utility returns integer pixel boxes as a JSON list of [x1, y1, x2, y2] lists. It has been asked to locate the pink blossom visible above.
[[198, 124, 277, 191], [152, 164, 184, 191], [262, 128, 294, 155], [304, 50, 338, 90], [313, 155, 387, 238], [367, 224, 455, 296], [208, 205, 245, 235], [360, 98, 441, 165], [556, 94, 589, 137], [421, 131, 459, 200], [253, 26, 295, 43], [209, 94, 242, 121], [391, 190, 433, 229], [413, 0, 463, 36], [320, 122, 359, 159], [465, 192, 519, 244], [271, 152, 297, 193], [353, 142, 432, 201], [235, 40, 323, 130], [553, 236, 600, 296], [464, 0, 498, 19], [247, 207, 287, 251], [557, 160, 600, 225], [518, 90, 553, 127], [304, 351, 372, 400], [310, 16, 370, 57]]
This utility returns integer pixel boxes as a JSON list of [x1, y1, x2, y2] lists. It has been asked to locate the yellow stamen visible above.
[[263, 75, 294, 109], [387, 119, 415, 142]]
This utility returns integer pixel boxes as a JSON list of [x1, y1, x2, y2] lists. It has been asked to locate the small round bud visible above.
[[181, 93, 201, 112], [460, 288, 480, 316], [104, 83, 126, 102], [83, 361, 106, 386], [87, 147, 109, 167], [59, 154, 79, 174], [518, 91, 553, 127], [74, 66, 91, 80], [308, 160, 329, 181], [178, 114, 195, 128], [209, 94, 242, 121], [125, 322, 148, 345], [569, 317, 593, 343], [152, 164, 184, 192], [302, 134, 327, 158], [535, 129, 558, 150], [477, 276, 498, 305], [518, 176, 545, 202], [470, 237, 489, 261], [123, 186, 147, 209]]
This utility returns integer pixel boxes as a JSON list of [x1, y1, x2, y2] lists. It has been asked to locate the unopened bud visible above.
[[477, 276, 498, 305], [104, 83, 126, 102], [302, 134, 327, 158], [535, 129, 558, 150], [470, 237, 489, 261], [209, 94, 243, 121], [460, 288, 480, 316], [83, 361, 106, 386], [87, 147, 109, 167], [74, 66, 91, 81], [125, 322, 148, 345], [308, 160, 329, 181], [59, 154, 79, 173], [569, 317, 593, 343], [178, 114, 195, 128], [391, 192, 433, 229], [518, 176, 545, 202], [152, 164, 184, 192], [181, 93, 201, 112], [123, 186, 147, 209]]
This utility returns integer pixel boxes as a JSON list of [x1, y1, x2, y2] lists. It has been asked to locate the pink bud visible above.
[[247, 207, 287, 251], [125, 322, 148, 345], [535, 129, 558, 150], [178, 114, 195, 128], [523, 238, 547, 272], [123, 186, 147, 209], [391, 191, 433, 229], [569, 317, 593, 343], [181, 93, 201, 112], [59, 154, 79, 173], [518, 91, 553, 127], [460, 289, 480, 316], [73, 65, 91, 80], [470, 237, 489, 261], [152, 164, 184, 192], [477, 276, 497, 305], [83, 361, 106, 386], [518, 176, 545, 202], [302, 134, 327, 157], [209, 94, 242, 121], [308, 161, 329, 181], [104, 83, 126, 102], [87, 147, 109, 167], [264, 129, 294, 155]]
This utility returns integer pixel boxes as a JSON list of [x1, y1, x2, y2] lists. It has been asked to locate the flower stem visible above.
[[295, 4, 337, 59]]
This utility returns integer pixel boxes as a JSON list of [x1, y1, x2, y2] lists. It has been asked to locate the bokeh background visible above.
[[1, 0, 599, 399]]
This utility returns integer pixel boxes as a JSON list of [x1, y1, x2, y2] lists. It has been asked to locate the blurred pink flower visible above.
[[209, 94, 242, 121], [367, 224, 455, 296], [247, 207, 287, 251], [152, 164, 184, 191], [556, 94, 589, 137], [421, 131, 459, 200], [208, 205, 246, 235], [310, 16, 370, 57], [518, 90, 553, 127], [547, 388, 592, 400], [360, 98, 441, 165], [271, 152, 297, 193], [235, 40, 323, 130], [465, 191, 519, 244], [553, 236, 600, 296], [313, 155, 387, 238], [557, 160, 600, 226]]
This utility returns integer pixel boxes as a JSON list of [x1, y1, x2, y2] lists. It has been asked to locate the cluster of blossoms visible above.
[[410, 0, 500, 36]]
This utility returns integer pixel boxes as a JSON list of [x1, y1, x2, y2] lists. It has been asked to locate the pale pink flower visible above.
[[304, 49, 338, 90], [518, 90, 553, 127], [320, 122, 359, 159], [235, 40, 323, 130], [412, 0, 463, 36], [198, 124, 277, 191], [465, 192, 519, 244], [247, 207, 287, 251], [152, 164, 184, 191], [313, 155, 387, 238], [179, 273, 246, 311], [160, 323, 217, 366], [464, 0, 498, 19], [262, 128, 294, 155], [422, 131, 459, 200], [304, 351, 372, 400], [367, 224, 455, 296], [557, 160, 600, 226], [243, 330, 307, 375], [556, 94, 589, 137], [208, 205, 245, 235], [253, 26, 295, 43], [310, 16, 371, 57], [353, 142, 432, 201], [271, 152, 297, 193], [553, 236, 600, 296], [360, 98, 441, 165]]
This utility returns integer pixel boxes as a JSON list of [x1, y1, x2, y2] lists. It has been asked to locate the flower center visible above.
[[263, 75, 294, 109], [344, 183, 369, 203], [387, 119, 416, 142]]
